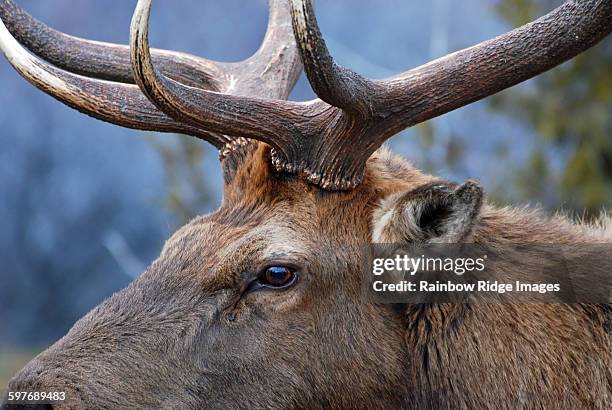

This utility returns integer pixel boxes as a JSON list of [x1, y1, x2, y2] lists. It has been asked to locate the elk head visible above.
[[1, 0, 610, 408]]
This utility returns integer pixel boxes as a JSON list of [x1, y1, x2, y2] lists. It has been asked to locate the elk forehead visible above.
[[158, 196, 316, 281], [162, 212, 312, 272]]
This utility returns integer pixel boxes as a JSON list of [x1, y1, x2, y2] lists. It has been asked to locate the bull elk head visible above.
[[1, 0, 611, 408]]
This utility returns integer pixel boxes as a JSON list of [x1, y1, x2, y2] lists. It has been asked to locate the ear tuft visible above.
[[372, 180, 484, 244], [433, 180, 483, 243], [453, 180, 483, 212]]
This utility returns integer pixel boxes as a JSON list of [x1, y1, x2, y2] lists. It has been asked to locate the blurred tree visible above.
[[0, 129, 135, 347], [148, 136, 216, 225], [489, 0, 612, 217]]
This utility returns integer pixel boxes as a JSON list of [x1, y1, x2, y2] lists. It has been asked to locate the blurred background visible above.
[[0, 0, 610, 387]]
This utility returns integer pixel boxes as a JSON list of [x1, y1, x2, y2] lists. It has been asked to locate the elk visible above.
[[1, 0, 611, 408]]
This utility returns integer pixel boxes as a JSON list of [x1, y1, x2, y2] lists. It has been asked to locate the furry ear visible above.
[[372, 180, 483, 243]]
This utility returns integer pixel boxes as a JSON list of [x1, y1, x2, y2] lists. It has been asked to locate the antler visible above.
[[128, 0, 612, 189], [129, 0, 308, 157], [283, 0, 612, 189], [1, 0, 610, 190], [0, 0, 302, 149]]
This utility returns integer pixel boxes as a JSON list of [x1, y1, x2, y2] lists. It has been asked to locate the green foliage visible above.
[[490, 0, 612, 217]]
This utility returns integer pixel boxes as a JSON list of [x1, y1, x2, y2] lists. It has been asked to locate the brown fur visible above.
[[5, 143, 611, 409]]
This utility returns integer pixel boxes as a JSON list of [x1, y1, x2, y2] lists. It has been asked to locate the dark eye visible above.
[[258, 266, 297, 289]]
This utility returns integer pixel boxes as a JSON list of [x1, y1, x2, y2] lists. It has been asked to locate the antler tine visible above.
[[233, 0, 303, 100], [370, 0, 612, 139], [130, 0, 306, 157], [288, 0, 374, 115], [0, 0, 223, 89], [0, 16, 229, 147]]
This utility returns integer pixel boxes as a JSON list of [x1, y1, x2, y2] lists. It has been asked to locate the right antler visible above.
[[1, 0, 610, 190], [282, 0, 612, 189]]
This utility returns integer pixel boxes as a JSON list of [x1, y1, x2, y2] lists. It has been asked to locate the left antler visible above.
[[0, 0, 302, 150]]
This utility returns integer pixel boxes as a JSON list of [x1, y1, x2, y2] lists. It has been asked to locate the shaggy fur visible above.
[[5, 143, 611, 409]]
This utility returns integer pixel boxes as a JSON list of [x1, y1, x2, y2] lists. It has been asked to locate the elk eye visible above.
[[259, 266, 297, 289]]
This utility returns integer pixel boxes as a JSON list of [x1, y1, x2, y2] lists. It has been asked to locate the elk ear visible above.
[[373, 180, 484, 243]]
